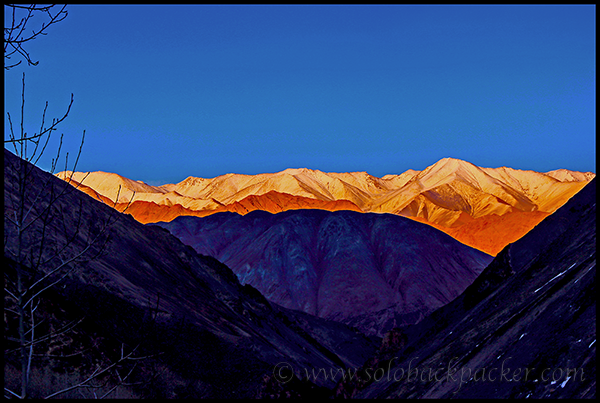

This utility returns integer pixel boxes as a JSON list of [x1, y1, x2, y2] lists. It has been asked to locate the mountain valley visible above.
[[5, 148, 595, 398], [4, 149, 379, 398]]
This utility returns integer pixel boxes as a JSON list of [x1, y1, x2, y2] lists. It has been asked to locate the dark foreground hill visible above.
[[3, 149, 379, 398], [155, 210, 492, 336], [335, 178, 596, 399]]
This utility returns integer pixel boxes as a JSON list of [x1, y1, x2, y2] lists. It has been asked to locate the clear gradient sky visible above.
[[4, 5, 596, 185]]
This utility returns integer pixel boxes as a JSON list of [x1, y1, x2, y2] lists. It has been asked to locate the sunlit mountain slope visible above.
[[57, 158, 594, 255]]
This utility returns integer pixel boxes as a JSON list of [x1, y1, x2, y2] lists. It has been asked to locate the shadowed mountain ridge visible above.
[[155, 209, 493, 336]]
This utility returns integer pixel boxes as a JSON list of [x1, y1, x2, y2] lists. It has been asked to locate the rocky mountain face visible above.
[[335, 178, 596, 399], [4, 149, 379, 398], [154, 210, 492, 336], [57, 158, 594, 255]]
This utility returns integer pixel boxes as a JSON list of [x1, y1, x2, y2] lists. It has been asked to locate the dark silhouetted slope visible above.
[[155, 210, 492, 336], [337, 178, 596, 399], [4, 149, 379, 398]]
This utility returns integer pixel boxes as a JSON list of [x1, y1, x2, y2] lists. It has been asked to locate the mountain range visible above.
[[6, 148, 595, 398], [57, 157, 594, 255]]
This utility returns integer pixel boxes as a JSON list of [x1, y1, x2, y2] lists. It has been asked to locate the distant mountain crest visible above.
[[545, 168, 596, 182], [56, 158, 594, 255]]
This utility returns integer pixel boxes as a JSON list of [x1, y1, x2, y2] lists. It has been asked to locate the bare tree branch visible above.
[[4, 4, 68, 69], [43, 344, 142, 399], [4, 74, 74, 146], [4, 387, 20, 399]]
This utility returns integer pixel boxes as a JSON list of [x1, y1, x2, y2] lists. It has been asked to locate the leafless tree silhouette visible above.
[[3, 4, 150, 399]]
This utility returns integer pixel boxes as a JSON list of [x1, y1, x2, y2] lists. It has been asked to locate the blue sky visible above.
[[4, 5, 595, 185]]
